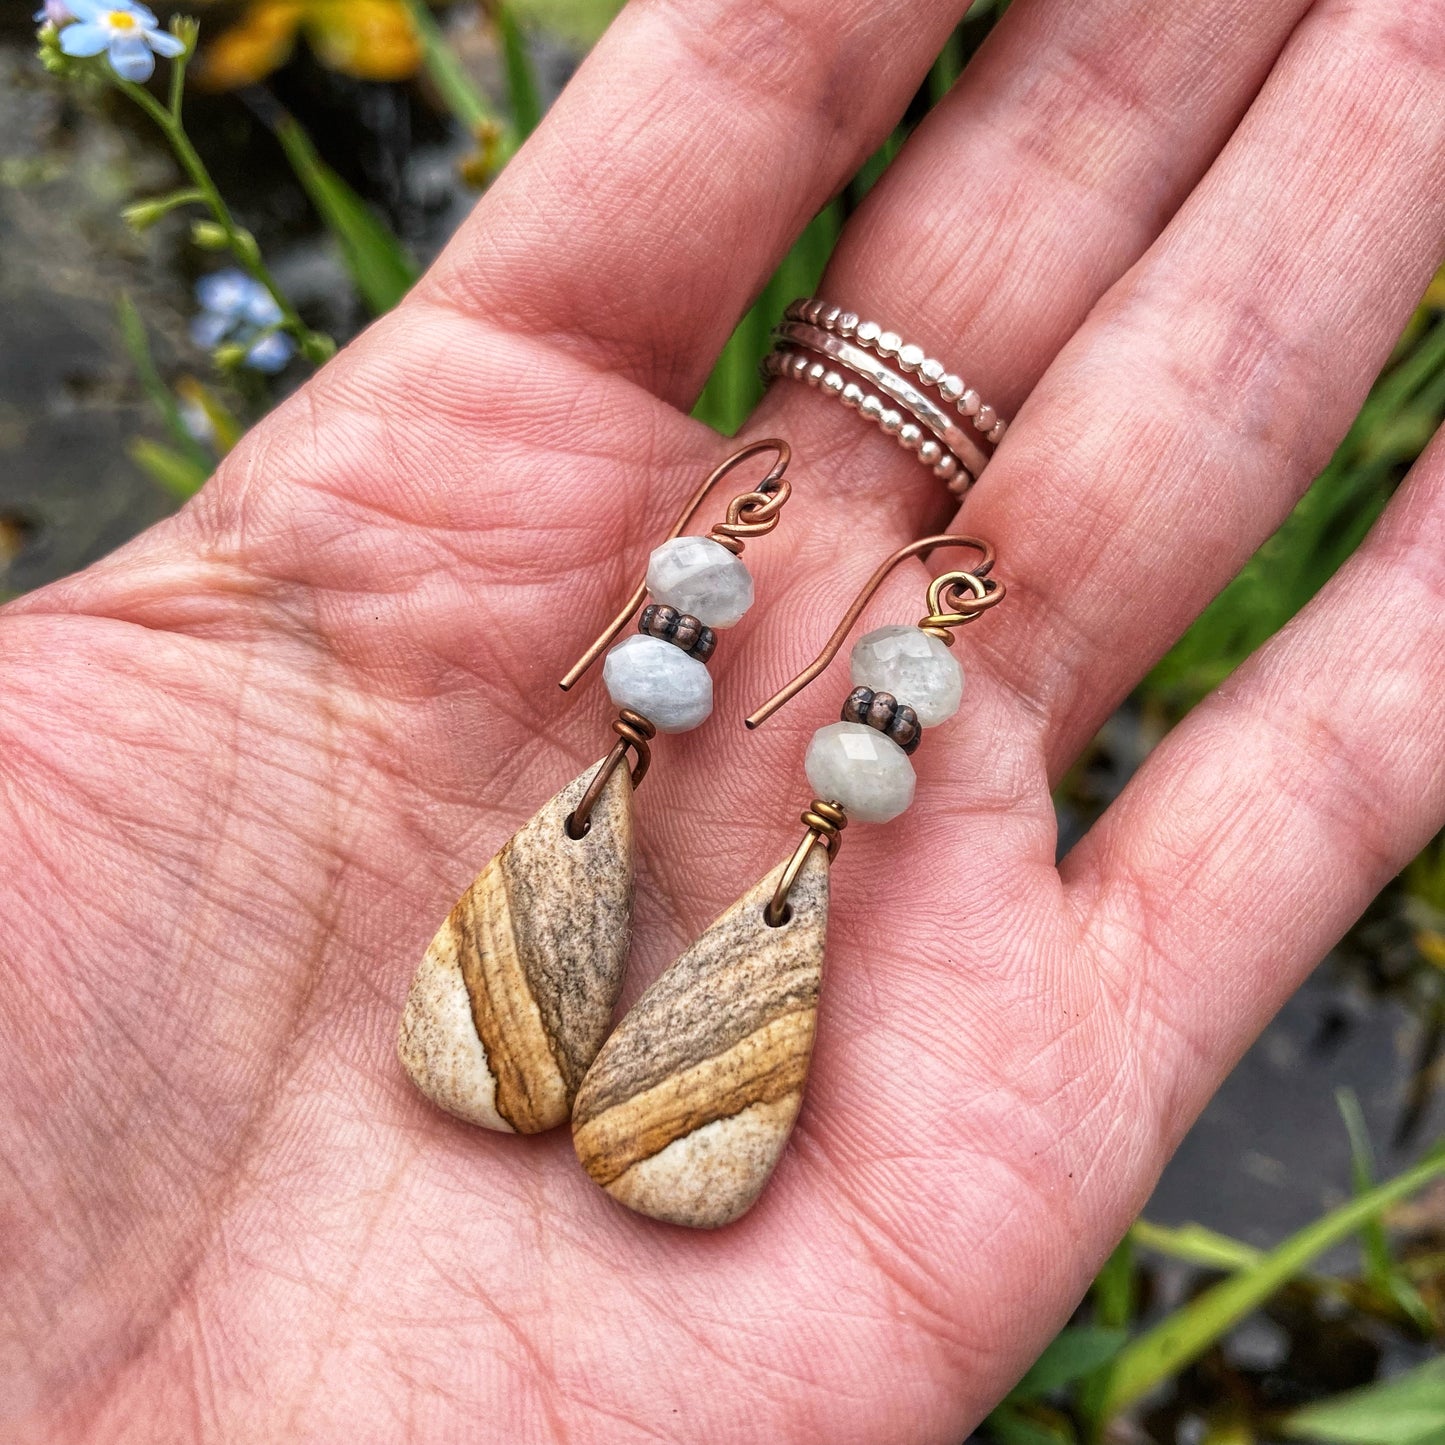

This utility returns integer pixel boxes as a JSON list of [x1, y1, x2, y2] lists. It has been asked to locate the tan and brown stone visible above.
[[572, 848, 828, 1227], [398, 761, 633, 1134]]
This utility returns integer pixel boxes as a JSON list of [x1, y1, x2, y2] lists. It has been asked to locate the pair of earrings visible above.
[[398, 441, 1004, 1228]]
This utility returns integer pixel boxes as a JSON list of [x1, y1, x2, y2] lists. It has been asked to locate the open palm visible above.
[[5, 0, 1445, 1439]]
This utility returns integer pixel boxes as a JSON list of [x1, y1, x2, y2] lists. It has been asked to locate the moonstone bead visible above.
[[603, 634, 712, 733], [646, 536, 754, 628], [804, 722, 915, 824], [850, 625, 963, 727]]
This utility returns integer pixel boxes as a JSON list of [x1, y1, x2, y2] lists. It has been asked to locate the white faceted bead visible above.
[[603, 634, 712, 733], [805, 722, 915, 824], [850, 624, 963, 727], [645, 535, 754, 628]]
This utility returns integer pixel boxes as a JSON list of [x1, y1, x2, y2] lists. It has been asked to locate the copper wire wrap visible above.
[[917, 568, 1004, 644], [766, 800, 847, 927], [745, 534, 1003, 730], [566, 710, 656, 839], [706, 475, 792, 554], [558, 439, 792, 691], [749, 534, 1005, 923]]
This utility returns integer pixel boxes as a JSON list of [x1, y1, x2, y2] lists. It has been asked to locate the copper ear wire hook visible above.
[[744, 534, 1003, 730], [558, 439, 792, 692]]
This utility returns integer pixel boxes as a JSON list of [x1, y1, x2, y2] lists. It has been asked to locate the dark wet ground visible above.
[[2, 16, 1441, 1436]]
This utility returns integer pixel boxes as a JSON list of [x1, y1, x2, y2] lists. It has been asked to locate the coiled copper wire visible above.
[[918, 569, 1005, 644], [566, 710, 656, 839], [766, 800, 847, 927]]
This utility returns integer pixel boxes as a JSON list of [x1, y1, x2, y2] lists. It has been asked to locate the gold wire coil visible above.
[[918, 570, 1005, 643], [567, 710, 656, 839], [766, 800, 847, 927]]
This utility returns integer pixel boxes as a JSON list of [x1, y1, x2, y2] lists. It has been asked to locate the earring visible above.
[[570, 535, 1005, 1226], [399, 441, 794, 1135]]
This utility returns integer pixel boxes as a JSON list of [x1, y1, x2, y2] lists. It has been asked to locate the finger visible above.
[[138, 0, 1311, 661], [418, 0, 971, 407], [599, 0, 1318, 953], [1064, 430, 1445, 1143], [743, 0, 1311, 539], [948, 0, 1445, 775]]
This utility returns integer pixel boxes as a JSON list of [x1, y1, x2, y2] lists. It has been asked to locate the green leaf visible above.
[[1278, 1359, 1445, 1445], [506, 0, 624, 44], [272, 114, 417, 315], [497, 4, 543, 139], [122, 187, 204, 230], [1099, 1150, 1445, 1421], [693, 202, 840, 434], [128, 438, 211, 500], [985, 1403, 1078, 1445], [1130, 1219, 1265, 1273], [1008, 1327, 1128, 1403], [1092, 1236, 1137, 1328]]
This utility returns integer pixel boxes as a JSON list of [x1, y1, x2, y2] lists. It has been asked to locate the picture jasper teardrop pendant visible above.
[[398, 762, 634, 1133], [571, 847, 828, 1226], [397, 440, 795, 1136]]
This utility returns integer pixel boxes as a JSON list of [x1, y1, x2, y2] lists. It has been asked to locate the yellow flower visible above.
[[197, 0, 422, 89]]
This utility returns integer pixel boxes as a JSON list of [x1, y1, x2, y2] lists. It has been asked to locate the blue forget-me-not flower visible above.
[[55, 1, 185, 83], [191, 269, 296, 375]]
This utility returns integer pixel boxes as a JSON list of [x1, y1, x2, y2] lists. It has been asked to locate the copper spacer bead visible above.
[[638, 603, 717, 662], [841, 686, 921, 754]]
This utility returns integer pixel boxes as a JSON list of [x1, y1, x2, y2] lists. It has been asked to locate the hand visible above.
[[4, 0, 1444, 1438]]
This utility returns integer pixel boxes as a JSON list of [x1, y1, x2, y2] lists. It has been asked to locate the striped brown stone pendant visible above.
[[398, 761, 634, 1134], [571, 846, 828, 1228]]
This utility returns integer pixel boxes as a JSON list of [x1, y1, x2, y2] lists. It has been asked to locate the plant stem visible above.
[[115, 76, 308, 341]]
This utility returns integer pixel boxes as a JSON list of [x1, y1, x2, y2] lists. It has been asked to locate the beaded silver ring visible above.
[[764, 297, 1008, 496]]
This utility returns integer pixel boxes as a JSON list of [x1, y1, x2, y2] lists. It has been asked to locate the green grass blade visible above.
[[927, 29, 964, 103], [1078, 1238, 1136, 1429], [1337, 1090, 1435, 1331], [1339, 1090, 1395, 1286], [1278, 1358, 1445, 1445], [115, 294, 213, 471], [1130, 1219, 1265, 1273], [272, 115, 418, 316], [128, 437, 211, 500], [399, 0, 498, 135], [1092, 1236, 1136, 1328], [497, 4, 543, 139], [1099, 1150, 1445, 1421]]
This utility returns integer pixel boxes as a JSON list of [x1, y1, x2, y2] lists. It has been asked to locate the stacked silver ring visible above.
[[763, 298, 1007, 496]]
